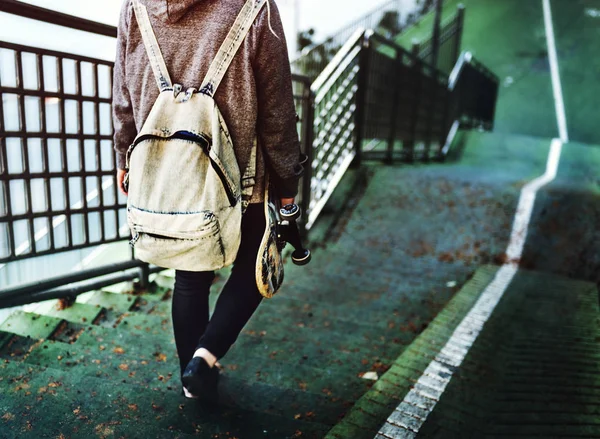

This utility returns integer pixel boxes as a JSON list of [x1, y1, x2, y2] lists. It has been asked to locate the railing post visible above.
[[453, 4, 466, 67], [353, 32, 370, 167], [300, 85, 315, 239], [431, 0, 443, 70], [411, 39, 421, 58], [386, 49, 402, 164], [137, 263, 150, 290], [405, 52, 423, 162]]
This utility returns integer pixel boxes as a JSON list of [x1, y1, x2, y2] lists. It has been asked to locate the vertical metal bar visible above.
[[137, 263, 150, 289], [76, 60, 90, 246], [406, 56, 423, 162], [411, 39, 420, 59], [431, 0, 443, 70], [0, 76, 16, 260], [438, 80, 451, 160], [353, 32, 370, 167], [58, 56, 73, 248], [93, 63, 105, 243], [423, 66, 438, 161], [300, 84, 314, 238], [16, 50, 36, 255], [453, 4, 466, 68], [386, 48, 402, 163], [36, 52, 55, 252]]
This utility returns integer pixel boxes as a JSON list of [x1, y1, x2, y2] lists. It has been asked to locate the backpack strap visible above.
[[199, 0, 267, 97], [131, 0, 173, 91]]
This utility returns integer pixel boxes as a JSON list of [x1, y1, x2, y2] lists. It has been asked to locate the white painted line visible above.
[[373, 3, 569, 436], [543, 0, 569, 143], [376, 136, 562, 437]]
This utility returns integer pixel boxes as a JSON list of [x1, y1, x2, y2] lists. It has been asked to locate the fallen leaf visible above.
[[1, 412, 15, 421], [113, 347, 125, 355], [361, 371, 379, 381], [119, 364, 129, 371]]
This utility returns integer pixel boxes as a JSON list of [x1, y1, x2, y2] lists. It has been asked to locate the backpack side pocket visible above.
[[128, 206, 226, 271]]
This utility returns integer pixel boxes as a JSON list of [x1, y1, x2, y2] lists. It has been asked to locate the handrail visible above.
[[312, 28, 366, 94], [0, 0, 117, 37], [369, 32, 449, 83], [448, 51, 471, 90], [449, 51, 499, 91]]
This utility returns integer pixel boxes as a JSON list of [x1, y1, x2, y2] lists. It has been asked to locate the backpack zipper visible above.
[[129, 131, 238, 207]]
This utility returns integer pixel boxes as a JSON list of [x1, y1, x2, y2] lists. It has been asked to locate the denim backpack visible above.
[[124, 0, 265, 271]]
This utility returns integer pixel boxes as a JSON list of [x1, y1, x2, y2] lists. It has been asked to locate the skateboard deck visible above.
[[255, 174, 285, 298]]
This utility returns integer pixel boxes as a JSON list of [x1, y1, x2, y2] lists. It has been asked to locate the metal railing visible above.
[[358, 33, 499, 162], [412, 4, 465, 74], [447, 51, 499, 132], [0, 1, 314, 300], [0, 0, 499, 303], [0, 40, 125, 263], [291, 0, 436, 81], [304, 30, 364, 230]]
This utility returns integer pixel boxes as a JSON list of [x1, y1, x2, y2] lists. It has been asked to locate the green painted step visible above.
[[38, 301, 105, 325], [0, 311, 64, 339], [84, 290, 140, 313], [0, 331, 40, 361], [0, 359, 330, 438], [0, 329, 15, 349]]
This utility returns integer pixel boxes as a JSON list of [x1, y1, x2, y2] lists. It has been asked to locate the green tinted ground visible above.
[[397, 0, 558, 140], [416, 269, 600, 437], [0, 131, 535, 438], [551, 0, 600, 145], [520, 140, 600, 281]]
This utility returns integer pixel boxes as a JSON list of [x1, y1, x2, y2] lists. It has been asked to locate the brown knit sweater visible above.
[[112, 0, 303, 202]]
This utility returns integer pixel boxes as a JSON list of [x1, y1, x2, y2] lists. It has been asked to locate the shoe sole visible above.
[[181, 374, 219, 405]]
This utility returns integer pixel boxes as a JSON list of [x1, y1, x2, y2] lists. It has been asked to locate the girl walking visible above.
[[112, 0, 303, 402]]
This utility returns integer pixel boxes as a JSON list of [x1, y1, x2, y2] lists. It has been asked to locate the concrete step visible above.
[[35, 301, 105, 326], [0, 311, 64, 339]]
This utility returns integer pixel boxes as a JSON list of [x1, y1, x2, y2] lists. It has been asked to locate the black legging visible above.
[[171, 203, 265, 378]]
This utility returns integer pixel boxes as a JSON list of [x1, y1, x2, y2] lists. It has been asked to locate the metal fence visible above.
[[0, 1, 499, 301], [304, 30, 364, 230], [358, 33, 499, 162], [291, 0, 435, 81], [0, 2, 314, 300], [413, 4, 465, 75], [0, 40, 126, 264]]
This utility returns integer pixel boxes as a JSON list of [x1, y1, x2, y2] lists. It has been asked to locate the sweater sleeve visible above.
[[112, 0, 137, 170], [252, 1, 304, 198]]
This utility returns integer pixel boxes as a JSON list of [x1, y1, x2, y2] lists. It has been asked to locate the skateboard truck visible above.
[[278, 203, 311, 266]]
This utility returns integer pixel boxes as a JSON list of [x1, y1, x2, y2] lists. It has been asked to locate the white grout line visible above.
[[374, 1, 567, 435], [543, 0, 569, 143]]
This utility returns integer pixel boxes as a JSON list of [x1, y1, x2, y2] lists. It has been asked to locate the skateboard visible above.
[[255, 173, 311, 298]]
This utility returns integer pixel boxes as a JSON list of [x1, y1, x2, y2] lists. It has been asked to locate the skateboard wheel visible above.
[[292, 249, 311, 266], [280, 204, 301, 221]]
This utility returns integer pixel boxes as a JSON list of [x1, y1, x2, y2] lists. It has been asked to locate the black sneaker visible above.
[[181, 356, 220, 405]]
